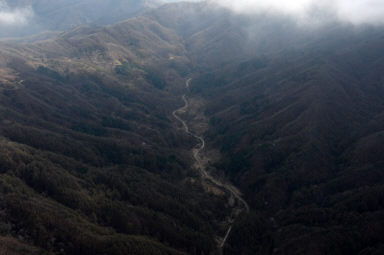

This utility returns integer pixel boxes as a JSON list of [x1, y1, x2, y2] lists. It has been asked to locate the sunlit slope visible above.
[[0, 7, 219, 255]]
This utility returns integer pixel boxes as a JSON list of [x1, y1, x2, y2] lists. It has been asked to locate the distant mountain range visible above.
[[0, 0, 169, 38]]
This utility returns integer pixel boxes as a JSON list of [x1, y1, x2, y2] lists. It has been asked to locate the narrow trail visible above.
[[173, 78, 250, 251]]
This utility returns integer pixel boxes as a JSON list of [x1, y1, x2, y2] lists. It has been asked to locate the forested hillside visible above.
[[0, 1, 384, 254], [0, 8, 224, 254], [189, 16, 384, 255]]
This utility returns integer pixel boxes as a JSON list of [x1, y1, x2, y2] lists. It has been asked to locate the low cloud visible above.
[[0, 1, 33, 25], [335, 0, 384, 25], [210, 0, 384, 26]]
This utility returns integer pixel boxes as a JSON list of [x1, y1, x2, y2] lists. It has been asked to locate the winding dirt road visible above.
[[173, 78, 249, 250]]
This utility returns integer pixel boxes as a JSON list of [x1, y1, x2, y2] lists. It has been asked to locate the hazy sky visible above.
[[210, 0, 384, 25], [0, 1, 33, 25]]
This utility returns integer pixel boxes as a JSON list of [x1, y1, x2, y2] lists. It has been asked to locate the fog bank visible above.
[[210, 0, 384, 25]]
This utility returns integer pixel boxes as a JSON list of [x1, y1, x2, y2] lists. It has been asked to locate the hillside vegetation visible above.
[[0, 1, 384, 254], [0, 9, 222, 254]]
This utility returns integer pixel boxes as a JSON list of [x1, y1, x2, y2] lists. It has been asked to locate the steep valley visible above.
[[0, 1, 384, 255], [172, 78, 249, 252]]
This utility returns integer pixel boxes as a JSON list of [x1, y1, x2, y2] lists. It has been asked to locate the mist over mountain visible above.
[[212, 0, 384, 25], [0, 1, 384, 255], [0, 0, 167, 38]]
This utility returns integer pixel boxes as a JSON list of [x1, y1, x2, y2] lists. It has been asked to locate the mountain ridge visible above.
[[1, 1, 384, 254]]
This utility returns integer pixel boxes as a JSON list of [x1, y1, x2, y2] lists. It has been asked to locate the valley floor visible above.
[[172, 78, 250, 252]]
